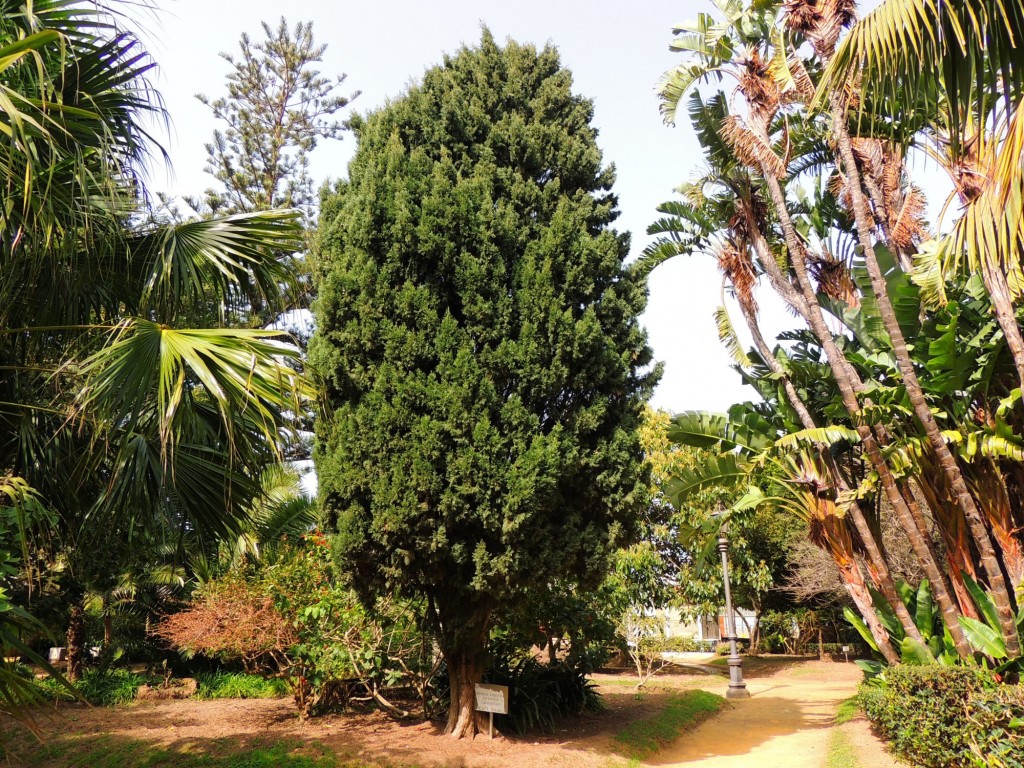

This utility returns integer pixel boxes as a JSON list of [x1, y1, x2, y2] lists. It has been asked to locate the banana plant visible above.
[[958, 573, 1024, 676]]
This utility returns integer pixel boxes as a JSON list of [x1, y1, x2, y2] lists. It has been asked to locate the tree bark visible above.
[[830, 100, 1021, 656], [444, 646, 489, 739], [66, 603, 85, 683], [981, 257, 1024, 389], [837, 556, 900, 665]]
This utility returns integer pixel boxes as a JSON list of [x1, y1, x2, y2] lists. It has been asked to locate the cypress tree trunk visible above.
[[830, 101, 1021, 656], [443, 633, 490, 738]]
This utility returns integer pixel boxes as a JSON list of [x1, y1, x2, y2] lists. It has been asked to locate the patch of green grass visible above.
[[194, 672, 288, 700], [12, 736, 409, 768], [826, 729, 859, 768], [835, 695, 860, 725], [613, 689, 726, 760], [36, 669, 147, 706]]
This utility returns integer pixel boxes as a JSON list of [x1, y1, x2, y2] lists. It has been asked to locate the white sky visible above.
[[138, 1, 832, 415]]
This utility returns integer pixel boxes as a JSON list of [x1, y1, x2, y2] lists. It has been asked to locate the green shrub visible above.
[[861, 665, 1024, 767], [647, 636, 716, 653], [715, 639, 749, 656], [194, 671, 288, 699], [963, 684, 1024, 768], [489, 659, 602, 735], [38, 668, 146, 706], [432, 658, 602, 735]]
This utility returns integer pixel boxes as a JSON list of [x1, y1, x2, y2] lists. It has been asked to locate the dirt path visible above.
[[4, 659, 901, 767], [653, 661, 900, 768]]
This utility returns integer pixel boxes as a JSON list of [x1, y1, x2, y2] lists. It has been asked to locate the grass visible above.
[[37, 669, 146, 706], [6, 736, 410, 768], [194, 672, 288, 700], [825, 730, 859, 768], [612, 689, 726, 760], [835, 695, 860, 725], [823, 697, 864, 768]]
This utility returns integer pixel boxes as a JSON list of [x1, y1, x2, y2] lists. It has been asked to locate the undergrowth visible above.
[[194, 672, 288, 700]]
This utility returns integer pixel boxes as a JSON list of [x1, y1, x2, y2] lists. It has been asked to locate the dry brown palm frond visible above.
[[880, 143, 904, 201], [783, 0, 823, 35], [739, 49, 781, 117], [717, 241, 759, 314], [722, 115, 787, 178], [851, 138, 884, 178], [828, 168, 854, 210], [730, 192, 769, 245], [889, 184, 928, 251], [788, 55, 817, 101], [810, 251, 859, 306], [785, 0, 854, 59], [832, 0, 857, 28]]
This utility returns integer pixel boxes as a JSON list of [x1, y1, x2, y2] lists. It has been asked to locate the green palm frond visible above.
[[663, 452, 748, 507], [667, 410, 773, 453], [714, 303, 752, 368], [819, 0, 1024, 146], [773, 425, 861, 450], [948, 99, 1024, 296], [76, 319, 312, 458], [910, 238, 950, 309], [135, 210, 303, 320]]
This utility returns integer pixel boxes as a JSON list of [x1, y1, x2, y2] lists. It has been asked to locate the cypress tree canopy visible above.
[[309, 31, 658, 733]]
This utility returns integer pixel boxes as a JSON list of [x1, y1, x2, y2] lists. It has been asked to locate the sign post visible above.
[[474, 683, 509, 739]]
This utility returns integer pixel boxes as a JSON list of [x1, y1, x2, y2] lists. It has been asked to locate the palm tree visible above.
[[642, 93, 920, 649], [657, 0, 976, 656], [0, 0, 314, 703], [785, 0, 1021, 656]]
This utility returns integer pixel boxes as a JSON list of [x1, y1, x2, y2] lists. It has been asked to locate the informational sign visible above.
[[474, 683, 509, 714]]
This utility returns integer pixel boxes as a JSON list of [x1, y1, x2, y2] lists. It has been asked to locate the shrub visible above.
[[648, 636, 717, 653], [432, 658, 602, 735], [157, 570, 296, 671], [494, 660, 602, 735], [715, 639, 749, 656], [194, 671, 288, 699], [160, 537, 436, 718], [861, 665, 1024, 767], [38, 668, 146, 706]]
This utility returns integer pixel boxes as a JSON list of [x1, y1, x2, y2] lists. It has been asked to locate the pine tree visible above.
[[196, 18, 356, 221], [310, 31, 658, 738]]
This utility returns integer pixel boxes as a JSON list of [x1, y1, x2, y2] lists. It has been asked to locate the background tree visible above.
[[311, 31, 658, 738], [196, 18, 357, 221]]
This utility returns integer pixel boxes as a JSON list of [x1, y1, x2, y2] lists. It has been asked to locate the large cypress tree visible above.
[[310, 31, 658, 738]]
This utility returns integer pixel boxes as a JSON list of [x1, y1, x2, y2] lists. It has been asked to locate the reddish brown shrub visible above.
[[156, 573, 295, 671]]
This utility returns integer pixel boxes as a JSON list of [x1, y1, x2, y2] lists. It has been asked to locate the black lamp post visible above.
[[716, 514, 749, 699]]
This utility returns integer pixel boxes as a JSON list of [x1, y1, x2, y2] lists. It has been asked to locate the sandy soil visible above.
[[653, 661, 901, 767], [8, 658, 902, 767]]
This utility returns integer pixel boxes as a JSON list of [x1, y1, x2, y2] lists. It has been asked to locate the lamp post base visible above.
[[726, 685, 751, 699], [726, 654, 749, 699]]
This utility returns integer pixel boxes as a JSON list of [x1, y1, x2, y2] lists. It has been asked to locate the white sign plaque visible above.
[[474, 683, 509, 714]]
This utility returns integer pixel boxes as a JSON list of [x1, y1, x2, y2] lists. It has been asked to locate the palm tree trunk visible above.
[[66, 603, 85, 683], [755, 167, 974, 658], [981, 257, 1024, 388], [738, 300, 921, 643], [830, 101, 1021, 656], [837, 556, 900, 665]]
